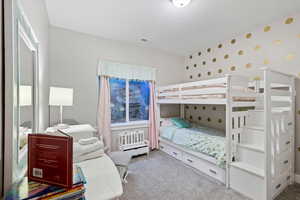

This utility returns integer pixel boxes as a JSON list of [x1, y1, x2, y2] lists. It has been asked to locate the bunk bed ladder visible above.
[[264, 69, 295, 200], [229, 68, 295, 200]]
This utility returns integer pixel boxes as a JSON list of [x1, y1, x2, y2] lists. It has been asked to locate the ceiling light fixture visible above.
[[172, 0, 191, 8]]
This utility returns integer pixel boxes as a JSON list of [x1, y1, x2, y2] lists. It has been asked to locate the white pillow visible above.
[[61, 124, 97, 141], [78, 137, 99, 145], [160, 118, 173, 127]]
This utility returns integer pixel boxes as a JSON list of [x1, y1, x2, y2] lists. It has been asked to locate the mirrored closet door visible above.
[[15, 6, 39, 176]]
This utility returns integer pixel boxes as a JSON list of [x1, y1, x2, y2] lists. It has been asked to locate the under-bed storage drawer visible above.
[[275, 150, 291, 175], [272, 171, 290, 198], [182, 152, 225, 183], [159, 143, 182, 160], [277, 134, 291, 154]]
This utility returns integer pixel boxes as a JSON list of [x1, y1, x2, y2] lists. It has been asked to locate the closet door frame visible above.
[[3, 0, 14, 194], [0, 0, 3, 197]]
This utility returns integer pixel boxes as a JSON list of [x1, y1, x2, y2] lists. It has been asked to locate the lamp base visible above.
[[56, 123, 69, 129]]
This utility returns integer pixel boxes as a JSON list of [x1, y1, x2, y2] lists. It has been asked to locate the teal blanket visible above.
[[160, 125, 226, 168]]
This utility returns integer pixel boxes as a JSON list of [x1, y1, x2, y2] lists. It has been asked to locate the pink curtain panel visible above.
[[148, 81, 159, 150], [97, 76, 112, 151]]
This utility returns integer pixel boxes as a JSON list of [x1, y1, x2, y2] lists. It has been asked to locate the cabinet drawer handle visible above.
[[187, 159, 193, 163], [172, 152, 178, 155], [286, 141, 291, 145], [276, 184, 281, 189], [284, 160, 289, 164], [209, 169, 217, 174]]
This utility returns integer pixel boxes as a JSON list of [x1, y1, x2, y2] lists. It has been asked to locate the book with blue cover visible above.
[[5, 165, 86, 200]]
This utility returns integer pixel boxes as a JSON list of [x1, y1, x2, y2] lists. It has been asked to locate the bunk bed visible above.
[[157, 74, 255, 184], [156, 68, 295, 200]]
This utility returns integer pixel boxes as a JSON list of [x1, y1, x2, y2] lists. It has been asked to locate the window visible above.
[[110, 79, 126, 123], [110, 78, 150, 124]]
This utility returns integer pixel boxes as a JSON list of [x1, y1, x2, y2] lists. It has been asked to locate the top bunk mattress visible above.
[[159, 124, 226, 168]]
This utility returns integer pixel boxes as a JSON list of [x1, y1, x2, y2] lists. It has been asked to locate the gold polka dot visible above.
[[202, 61, 206, 65], [207, 118, 211, 122], [218, 44, 223, 48], [231, 39, 236, 44], [212, 58, 217, 62], [218, 119, 222, 123], [224, 54, 229, 59], [207, 48, 211, 53], [238, 50, 244, 55], [198, 116, 202, 120], [202, 106, 206, 110], [253, 76, 261, 81], [286, 54, 295, 61], [263, 59, 270, 65], [198, 52, 202, 56], [194, 64, 197, 67], [207, 72, 212, 76], [190, 75, 193, 79], [198, 73, 201, 77], [246, 33, 252, 39], [254, 45, 261, 51], [189, 55, 193, 59], [218, 69, 223, 73], [285, 18, 294, 24], [273, 40, 282, 45], [212, 106, 216, 111], [194, 106, 197, 110], [245, 63, 252, 69], [230, 66, 236, 71], [264, 26, 271, 32], [298, 110, 300, 115]]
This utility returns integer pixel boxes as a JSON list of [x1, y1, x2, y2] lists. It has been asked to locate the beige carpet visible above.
[[120, 151, 300, 200], [120, 151, 248, 200]]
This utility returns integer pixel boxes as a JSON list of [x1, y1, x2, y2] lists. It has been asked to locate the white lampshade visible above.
[[49, 87, 73, 106], [20, 85, 32, 106]]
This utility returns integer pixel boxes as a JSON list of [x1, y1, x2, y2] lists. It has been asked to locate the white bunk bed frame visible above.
[[157, 68, 295, 200]]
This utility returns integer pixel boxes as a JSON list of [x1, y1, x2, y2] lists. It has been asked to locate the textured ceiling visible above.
[[45, 0, 300, 56]]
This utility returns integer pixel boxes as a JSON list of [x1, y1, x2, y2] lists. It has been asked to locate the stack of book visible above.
[[5, 165, 86, 200]]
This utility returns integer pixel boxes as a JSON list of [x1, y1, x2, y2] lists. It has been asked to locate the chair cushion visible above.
[[108, 151, 132, 167]]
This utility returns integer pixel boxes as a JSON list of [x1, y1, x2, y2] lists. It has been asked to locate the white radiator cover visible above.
[[118, 129, 148, 151]]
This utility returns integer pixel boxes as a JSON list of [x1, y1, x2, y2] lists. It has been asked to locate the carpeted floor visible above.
[[120, 151, 300, 200]]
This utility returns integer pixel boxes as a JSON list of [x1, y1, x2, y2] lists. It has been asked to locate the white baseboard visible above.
[[295, 174, 300, 184]]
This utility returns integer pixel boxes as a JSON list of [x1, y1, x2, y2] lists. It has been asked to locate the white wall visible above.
[[49, 26, 184, 126], [21, 0, 49, 131]]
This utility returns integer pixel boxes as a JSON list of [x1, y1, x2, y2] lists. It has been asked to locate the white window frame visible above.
[[111, 79, 149, 127]]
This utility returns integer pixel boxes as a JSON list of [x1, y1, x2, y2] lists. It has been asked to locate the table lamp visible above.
[[20, 85, 32, 106], [49, 87, 73, 127]]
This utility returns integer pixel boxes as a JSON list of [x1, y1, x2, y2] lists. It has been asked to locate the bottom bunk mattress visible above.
[[160, 125, 226, 168]]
